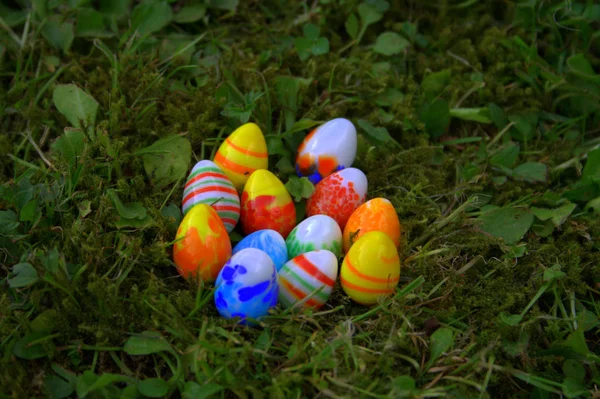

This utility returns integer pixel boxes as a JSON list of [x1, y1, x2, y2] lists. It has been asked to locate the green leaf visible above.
[[530, 203, 576, 228], [563, 360, 585, 383], [358, 3, 383, 28], [294, 37, 313, 60], [0, 4, 27, 27], [182, 382, 224, 399], [53, 84, 99, 132], [266, 136, 291, 158], [374, 88, 404, 107], [44, 374, 75, 399], [582, 148, 600, 183], [345, 14, 358, 39], [450, 108, 492, 124], [499, 313, 523, 326], [41, 16, 74, 52], [0, 210, 19, 234], [124, 331, 172, 355], [174, 5, 206, 23], [107, 189, 147, 220], [490, 144, 520, 168], [392, 375, 416, 393], [161, 202, 182, 232], [567, 54, 600, 84], [76, 8, 111, 38], [373, 32, 409, 55], [20, 199, 39, 222], [478, 206, 534, 244], [429, 327, 454, 363], [512, 162, 548, 183], [420, 99, 450, 139], [131, 0, 173, 36], [488, 103, 508, 129], [303, 23, 320, 40], [280, 119, 322, 137], [137, 378, 168, 398], [78, 200, 92, 218], [357, 119, 392, 144], [136, 135, 192, 189], [584, 196, 600, 213], [508, 113, 537, 141], [75, 371, 99, 398], [12, 332, 53, 360], [422, 69, 451, 98], [543, 264, 566, 282], [311, 37, 330, 56], [52, 129, 86, 166], [81, 373, 134, 396], [8, 263, 39, 288], [31, 309, 58, 332], [99, 0, 131, 17], [285, 176, 314, 202]]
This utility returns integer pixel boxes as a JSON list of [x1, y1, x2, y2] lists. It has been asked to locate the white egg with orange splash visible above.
[[295, 118, 357, 184]]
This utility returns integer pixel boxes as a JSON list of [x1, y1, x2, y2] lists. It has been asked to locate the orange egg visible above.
[[173, 204, 232, 281], [343, 198, 401, 253]]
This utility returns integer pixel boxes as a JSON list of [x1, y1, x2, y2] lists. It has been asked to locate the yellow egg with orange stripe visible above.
[[214, 123, 268, 191], [340, 231, 400, 305]]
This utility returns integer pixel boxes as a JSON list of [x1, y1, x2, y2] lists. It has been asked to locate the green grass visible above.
[[1, 0, 600, 398]]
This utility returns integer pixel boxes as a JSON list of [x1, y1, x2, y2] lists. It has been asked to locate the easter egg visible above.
[[232, 229, 288, 271], [214, 248, 278, 325], [181, 160, 240, 233], [306, 167, 368, 230], [286, 215, 342, 259], [295, 118, 357, 184], [343, 198, 401, 253], [214, 123, 268, 192], [241, 169, 296, 238], [278, 250, 338, 310], [172, 204, 232, 282], [340, 231, 400, 305]]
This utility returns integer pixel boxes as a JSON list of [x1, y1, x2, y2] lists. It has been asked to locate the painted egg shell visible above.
[[306, 167, 368, 230], [181, 160, 240, 233], [286, 215, 342, 259], [343, 198, 401, 253], [214, 122, 268, 192], [214, 248, 278, 325], [241, 169, 297, 238], [295, 118, 357, 184], [278, 250, 338, 310], [340, 231, 400, 305], [232, 229, 288, 271], [172, 204, 232, 282]]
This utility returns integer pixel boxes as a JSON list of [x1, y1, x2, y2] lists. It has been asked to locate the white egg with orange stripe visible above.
[[340, 231, 400, 305], [278, 250, 338, 310], [182, 160, 240, 233], [214, 123, 268, 192]]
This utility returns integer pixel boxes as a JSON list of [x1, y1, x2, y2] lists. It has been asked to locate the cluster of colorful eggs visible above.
[[172, 119, 402, 325]]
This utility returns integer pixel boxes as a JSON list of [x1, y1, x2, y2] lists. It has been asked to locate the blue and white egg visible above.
[[295, 118, 357, 184], [232, 229, 288, 271], [214, 248, 278, 325]]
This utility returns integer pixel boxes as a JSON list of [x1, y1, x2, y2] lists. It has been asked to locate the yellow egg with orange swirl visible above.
[[340, 231, 400, 305], [172, 204, 232, 282]]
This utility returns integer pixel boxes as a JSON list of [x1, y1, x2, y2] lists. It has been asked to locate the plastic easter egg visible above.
[[214, 248, 278, 325], [340, 231, 400, 305], [286, 215, 342, 259], [343, 198, 401, 253], [278, 250, 338, 310], [306, 167, 368, 230], [295, 118, 357, 184], [214, 123, 268, 192], [232, 229, 288, 271], [240, 169, 297, 238], [172, 204, 232, 282], [181, 160, 240, 233]]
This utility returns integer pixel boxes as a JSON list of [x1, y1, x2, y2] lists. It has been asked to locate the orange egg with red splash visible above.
[[343, 198, 401, 253], [241, 170, 297, 238], [172, 204, 232, 282], [295, 118, 357, 184]]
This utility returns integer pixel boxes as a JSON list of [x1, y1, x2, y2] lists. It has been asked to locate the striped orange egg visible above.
[[340, 231, 400, 305], [240, 169, 296, 238], [214, 123, 268, 191], [172, 204, 232, 282], [343, 198, 401, 253]]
